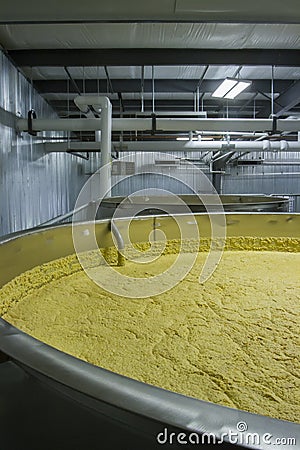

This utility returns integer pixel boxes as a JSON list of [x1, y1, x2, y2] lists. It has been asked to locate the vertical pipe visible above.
[[67, 78, 70, 149], [196, 86, 200, 112], [30, 66, 33, 110], [99, 99, 112, 198], [95, 130, 101, 146], [152, 65, 155, 113], [141, 66, 145, 113], [74, 96, 112, 198], [271, 65, 274, 117]]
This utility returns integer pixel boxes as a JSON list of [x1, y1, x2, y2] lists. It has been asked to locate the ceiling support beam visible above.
[[238, 94, 258, 114], [33, 79, 292, 95], [274, 79, 300, 116], [104, 66, 114, 94], [64, 67, 81, 95], [8, 49, 300, 67], [46, 98, 273, 117]]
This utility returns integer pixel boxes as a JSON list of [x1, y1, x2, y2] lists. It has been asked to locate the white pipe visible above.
[[277, 119, 300, 133], [113, 140, 300, 152], [74, 95, 112, 197], [16, 117, 300, 133], [230, 172, 300, 177], [112, 118, 287, 133], [39, 140, 300, 153], [17, 118, 102, 131], [157, 118, 300, 133], [196, 131, 267, 137]]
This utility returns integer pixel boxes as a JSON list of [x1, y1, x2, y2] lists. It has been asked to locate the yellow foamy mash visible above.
[[0, 236, 299, 423]]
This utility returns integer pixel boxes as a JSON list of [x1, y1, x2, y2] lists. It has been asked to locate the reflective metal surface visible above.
[[0, 50, 87, 237], [0, 213, 299, 450], [1, 213, 299, 286], [99, 194, 289, 219]]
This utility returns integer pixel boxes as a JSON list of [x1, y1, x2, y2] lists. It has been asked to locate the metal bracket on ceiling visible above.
[[27, 109, 38, 136], [271, 115, 278, 135], [133, 112, 157, 135], [151, 113, 156, 136], [267, 115, 278, 136], [111, 149, 119, 160]]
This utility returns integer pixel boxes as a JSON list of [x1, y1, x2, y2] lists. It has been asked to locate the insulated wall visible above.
[[103, 149, 300, 209], [222, 150, 300, 210], [0, 51, 87, 236], [110, 151, 213, 197]]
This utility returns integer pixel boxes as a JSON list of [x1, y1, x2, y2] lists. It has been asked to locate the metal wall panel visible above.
[[110, 151, 213, 197], [109, 150, 300, 212], [222, 150, 300, 210], [0, 51, 87, 236], [2, 43, 299, 235]]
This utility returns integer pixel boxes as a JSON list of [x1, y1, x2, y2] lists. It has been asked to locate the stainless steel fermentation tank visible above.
[[0, 213, 299, 450], [98, 195, 289, 219]]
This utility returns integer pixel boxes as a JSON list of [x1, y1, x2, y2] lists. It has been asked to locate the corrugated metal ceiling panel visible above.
[[0, 0, 299, 23], [1, 23, 300, 50], [21, 65, 300, 81]]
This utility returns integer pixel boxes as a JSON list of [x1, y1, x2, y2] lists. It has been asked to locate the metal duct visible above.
[[17, 118, 300, 133], [37, 140, 300, 153]]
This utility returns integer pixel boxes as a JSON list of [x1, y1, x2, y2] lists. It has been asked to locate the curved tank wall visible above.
[[0, 214, 299, 450]]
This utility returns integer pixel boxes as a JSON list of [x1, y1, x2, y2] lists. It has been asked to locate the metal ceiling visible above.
[[0, 0, 299, 23], [7, 49, 300, 67], [1, 23, 300, 49], [0, 5, 300, 122]]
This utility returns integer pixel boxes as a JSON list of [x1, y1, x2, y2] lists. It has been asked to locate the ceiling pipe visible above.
[[231, 172, 300, 177], [117, 118, 299, 133], [16, 118, 300, 133], [17, 118, 102, 131], [112, 140, 300, 152], [38, 140, 300, 153], [196, 131, 267, 137], [74, 95, 112, 197]]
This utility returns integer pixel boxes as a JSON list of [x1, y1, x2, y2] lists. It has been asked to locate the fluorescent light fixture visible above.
[[212, 78, 252, 99], [224, 80, 252, 99], [212, 78, 237, 98]]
